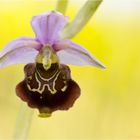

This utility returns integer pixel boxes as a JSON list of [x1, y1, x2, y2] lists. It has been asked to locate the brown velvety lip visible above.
[[16, 63, 81, 116]]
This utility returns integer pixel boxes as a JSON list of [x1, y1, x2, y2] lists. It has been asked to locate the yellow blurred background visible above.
[[0, 0, 140, 139]]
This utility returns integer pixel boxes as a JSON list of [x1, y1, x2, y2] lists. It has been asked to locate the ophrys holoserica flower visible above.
[[0, 11, 105, 117]]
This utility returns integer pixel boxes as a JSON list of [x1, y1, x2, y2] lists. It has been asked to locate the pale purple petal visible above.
[[0, 37, 41, 68], [57, 40, 106, 69], [0, 47, 38, 68], [31, 11, 68, 45], [0, 37, 41, 57], [53, 39, 70, 51]]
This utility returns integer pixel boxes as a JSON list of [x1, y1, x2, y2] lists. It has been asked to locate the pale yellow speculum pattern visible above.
[[36, 69, 59, 81], [61, 77, 68, 92], [61, 84, 67, 92], [27, 68, 64, 94], [27, 70, 68, 94], [27, 72, 57, 94]]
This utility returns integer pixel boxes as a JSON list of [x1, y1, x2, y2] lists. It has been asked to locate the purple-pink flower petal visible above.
[[53, 39, 70, 51], [57, 40, 106, 69], [0, 47, 38, 68], [0, 37, 41, 57], [31, 11, 68, 45], [0, 37, 41, 68]]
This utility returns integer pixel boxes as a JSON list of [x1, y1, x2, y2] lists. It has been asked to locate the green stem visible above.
[[61, 0, 103, 39], [13, 103, 34, 140], [56, 0, 69, 15]]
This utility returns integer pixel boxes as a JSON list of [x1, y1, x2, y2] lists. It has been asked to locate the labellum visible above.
[[16, 45, 81, 117]]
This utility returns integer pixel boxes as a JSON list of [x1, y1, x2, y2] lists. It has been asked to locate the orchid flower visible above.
[[0, 11, 105, 117]]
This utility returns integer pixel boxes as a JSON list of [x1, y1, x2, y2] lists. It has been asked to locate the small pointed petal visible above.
[[31, 11, 68, 45], [0, 47, 38, 68], [0, 37, 40, 68], [57, 41, 106, 69]]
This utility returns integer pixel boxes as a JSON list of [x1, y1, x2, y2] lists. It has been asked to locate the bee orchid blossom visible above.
[[0, 11, 105, 117]]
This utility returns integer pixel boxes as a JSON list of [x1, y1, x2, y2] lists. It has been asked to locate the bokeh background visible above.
[[0, 0, 140, 139]]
